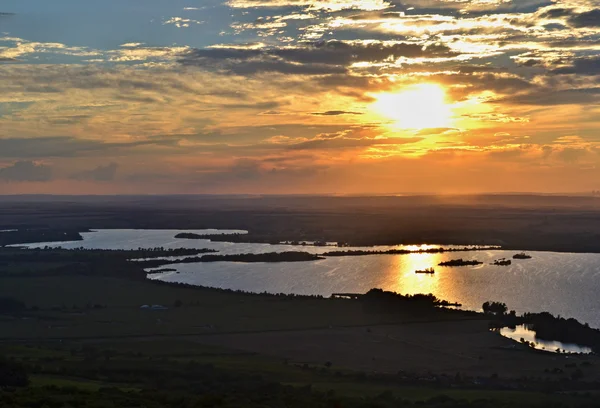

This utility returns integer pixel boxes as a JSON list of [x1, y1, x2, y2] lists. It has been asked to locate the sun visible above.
[[370, 83, 453, 129]]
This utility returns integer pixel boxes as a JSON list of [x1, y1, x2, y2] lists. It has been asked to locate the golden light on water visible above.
[[370, 83, 453, 129], [391, 251, 443, 295]]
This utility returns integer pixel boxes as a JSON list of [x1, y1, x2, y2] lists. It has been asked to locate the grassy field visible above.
[[3, 339, 599, 407], [2, 248, 600, 407]]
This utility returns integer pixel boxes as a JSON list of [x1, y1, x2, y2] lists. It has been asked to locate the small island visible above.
[[175, 233, 210, 239], [139, 251, 324, 268], [491, 258, 511, 266], [146, 268, 178, 274], [513, 252, 532, 260], [438, 258, 483, 267]]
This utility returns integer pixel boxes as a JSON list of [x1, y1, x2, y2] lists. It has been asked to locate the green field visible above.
[[1, 248, 600, 407]]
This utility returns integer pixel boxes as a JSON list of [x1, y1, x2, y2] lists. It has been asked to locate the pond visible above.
[[498, 325, 593, 354]]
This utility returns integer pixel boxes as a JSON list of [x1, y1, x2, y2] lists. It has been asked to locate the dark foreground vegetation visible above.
[[485, 302, 600, 354], [0, 248, 215, 278], [1, 243, 600, 407], [0, 228, 85, 247], [2, 340, 600, 408]]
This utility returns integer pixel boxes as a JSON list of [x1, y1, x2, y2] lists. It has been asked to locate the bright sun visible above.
[[371, 83, 452, 129]]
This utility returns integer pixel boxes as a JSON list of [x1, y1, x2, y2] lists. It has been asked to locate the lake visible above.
[[498, 325, 592, 354], [16, 229, 600, 328]]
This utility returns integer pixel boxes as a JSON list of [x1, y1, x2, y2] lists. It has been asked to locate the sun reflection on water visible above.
[[391, 251, 444, 295]]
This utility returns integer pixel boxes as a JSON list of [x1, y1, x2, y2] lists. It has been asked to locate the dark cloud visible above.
[[500, 87, 600, 106], [538, 7, 600, 28], [311, 110, 362, 115], [538, 7, 572, 19], [454, 65, 498, 74], [178, 40, 457, 75], [220, 101, 282, 110], [275, 41, 456, 65], [71, 163, 118, 182], [4, 66, 201, 96], [191, 158, 328, 188], [287, 135, 422, 150], [0, 161, 53, 182], [568, 9, 600, 28], [551, 56, 600, 76], [0, 136, 174, 159]]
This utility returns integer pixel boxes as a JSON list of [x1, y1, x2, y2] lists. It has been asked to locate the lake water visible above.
[[17, 229, 600, 328], [499, 325, 592, 354]]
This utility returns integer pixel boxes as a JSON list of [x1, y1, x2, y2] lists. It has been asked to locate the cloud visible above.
[[311, 110, 362, 115], [178, 40, 457, 75], [71, 163, 118, 181], [227, 0, 391, 11], [0, 136, 175, 159], [285, 131, 422, 150], [163, 17, 204, 28], [0, 161, 52, 182], [568, 9, 600, 28], [499, 87, 600, 106], [0, 37, 100, 61], [551, 55, 600, 75]]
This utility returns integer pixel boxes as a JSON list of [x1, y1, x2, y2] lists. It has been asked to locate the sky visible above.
[[1, 0, 599, 195]]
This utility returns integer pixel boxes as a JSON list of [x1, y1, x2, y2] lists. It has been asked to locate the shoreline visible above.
[[6, 227, 600, 255]]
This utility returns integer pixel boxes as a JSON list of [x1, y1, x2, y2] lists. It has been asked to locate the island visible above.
[[513, 252, 533, 259], [138, 251, 325, 268], [438, 258, 483, 267], [146, 268, 178, 274], [175, 232, 210, 239]]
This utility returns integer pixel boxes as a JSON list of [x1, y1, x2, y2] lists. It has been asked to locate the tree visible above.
[[0, 297, 26, 314], [482, 301, 507, 316], [0, 358, 29, 387]]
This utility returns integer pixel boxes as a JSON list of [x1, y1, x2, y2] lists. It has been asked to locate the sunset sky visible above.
[[1, 0, 600, 194]]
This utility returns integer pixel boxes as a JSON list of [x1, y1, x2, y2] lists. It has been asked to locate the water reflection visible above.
[[393, 252, 443, 295], [15, 229, 600, 329], [499, 325, 592, 354]]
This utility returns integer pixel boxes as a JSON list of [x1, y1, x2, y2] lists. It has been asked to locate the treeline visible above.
[[323, 246, 499, 257], [0, 247, 213, 261], [361, 289, 462, 314], [523, 312, 600, 354], [140, 251, 324, 268], [485, 303, 600, 353], [0, 229, 85, 247]]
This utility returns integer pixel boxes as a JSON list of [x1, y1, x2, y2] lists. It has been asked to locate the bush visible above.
[[0, 297, 26, 314], [482, 301, 507, 316], [0, 358, 29, 387]]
